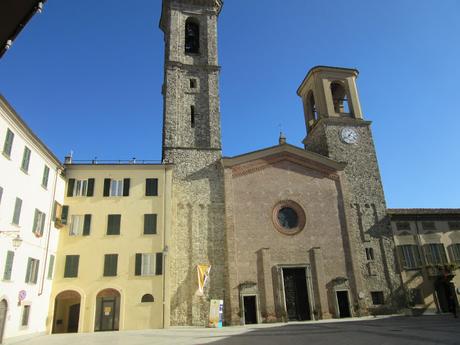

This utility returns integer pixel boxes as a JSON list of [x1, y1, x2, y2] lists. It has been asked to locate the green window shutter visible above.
[[155, 253, 163, 275], [39, 212, 46, 236], [104, 254, 118, 277], [3, 251, 14, 281], [397, 246, 407, 270], [87, 178, 95, 197], [32, 260, 39, 283], [61, 205, 69, 225], [47, 255, 55, 279], [21, 305, 30, 326], [135, 254, 142, 276], [83, 214, 92, 236], [107, 215, 121, 235], [3, 129, 14, 157], [123, 178, 130, 196], [12, 197, 22, 225], [21, 147, 31, 172], [64, 255, 79, 278], [103, 179, 111, 197], [146, 178, 159, 196], [67, 179, 75, 197], [0, 186, 3, 204], [25, 258, 32, 283], [42, 166, 50, 188], [32, 209, 39, 234], [144, 214, 157, 235]]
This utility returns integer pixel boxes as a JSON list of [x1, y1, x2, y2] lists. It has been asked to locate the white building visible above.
[[0, 95, 65, 344]]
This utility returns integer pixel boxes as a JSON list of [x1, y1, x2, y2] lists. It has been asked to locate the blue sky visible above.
[[1, 0, 459, 208]]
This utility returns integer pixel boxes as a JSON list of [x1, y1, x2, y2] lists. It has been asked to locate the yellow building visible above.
[[48, 162, 172, 333]]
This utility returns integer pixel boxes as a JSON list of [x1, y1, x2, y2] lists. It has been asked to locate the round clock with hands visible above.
[[340, 127, 359, 144]]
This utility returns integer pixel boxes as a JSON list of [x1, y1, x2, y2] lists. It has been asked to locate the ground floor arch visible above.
[[52, 290, 81, 334], [94, 289, 121, 332]]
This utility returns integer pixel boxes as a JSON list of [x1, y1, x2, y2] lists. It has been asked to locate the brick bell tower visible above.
[[160, 0, 226, 326], [297, 66, 401, 313]]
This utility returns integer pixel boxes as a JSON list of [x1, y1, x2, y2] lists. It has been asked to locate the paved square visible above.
[[10, 315, 460, 345]]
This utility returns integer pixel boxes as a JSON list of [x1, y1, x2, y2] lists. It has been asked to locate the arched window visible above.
[[185, 19, 200, 54], [330, 82, 351, 115], [141, 294, 154, 303], [306, 91, 318, 126]]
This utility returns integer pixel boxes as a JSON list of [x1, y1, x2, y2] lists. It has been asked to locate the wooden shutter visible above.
[[39, 211, 46, 236], [396, 246, 407, 270], [61, 205, 69, 225], [25, 258, 32, 282], [107, 215, 121, 235], [87, 178, 95, 197], [42, 166, 50, 187], [104, 254, 118, 277], [83, 214, 92, 236], [123, 178, 130, 196], [144, 214, 157, 235], [155, 253, 163, 275], [64, 255, 79, 278], [423, 245, 433, 265], [21, 147, 31, 172], [0, 186, 3, 204], [67, 179, 75, 197], [32, 209, 39, 234], [3, 251, 14, 280], [47, 255, 55, 279], [32, 260, 39, 283], [103, 179, 111, 197], [439, 244, 448, 264], [135, 254, 142, 276], [146, 178, 158, 196], [3, 129, 14, 156], [414, 246, 423, 267], [12, 198, 22, 225]]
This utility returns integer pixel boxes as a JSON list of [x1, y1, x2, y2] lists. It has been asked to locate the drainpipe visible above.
[[39, 166, 61, 296]]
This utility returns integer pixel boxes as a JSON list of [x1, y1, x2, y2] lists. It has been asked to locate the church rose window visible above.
[[272, 201, 306, 235]]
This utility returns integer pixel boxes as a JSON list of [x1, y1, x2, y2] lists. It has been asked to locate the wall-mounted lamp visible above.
[[0, 231, 23, 249]]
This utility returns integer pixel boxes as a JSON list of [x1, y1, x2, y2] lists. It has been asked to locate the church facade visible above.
[[1, 0, 460, 341]]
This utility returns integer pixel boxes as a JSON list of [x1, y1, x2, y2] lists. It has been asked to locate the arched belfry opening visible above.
[[330, 82, 351, 116], [185, 18, 200, 54], [306, 90, 318, 128]]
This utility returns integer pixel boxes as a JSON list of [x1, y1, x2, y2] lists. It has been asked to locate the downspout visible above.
[[39, 166, 61, 295]]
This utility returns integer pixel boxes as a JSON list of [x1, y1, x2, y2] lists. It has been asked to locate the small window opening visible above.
[[330, 82, 351, 116], [141, 294, 154, 303], [365, 247, 374, 261], [190, 79, 197, 89], [191, 106, 196, 128], [306, 91, 318, 128], [185, 19, 200, 54]]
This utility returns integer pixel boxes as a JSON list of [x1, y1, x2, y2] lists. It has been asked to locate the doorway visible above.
[[243, 296, 258, 324], [52, 291, 81, 334], [0, 300, 7, 344], [95, 289, 120, 332], [435, 281, 453, 313], [336, 290, 351, 318], [282, 268, 311, 321]]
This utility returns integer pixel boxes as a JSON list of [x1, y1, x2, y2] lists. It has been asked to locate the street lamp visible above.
[[0, 231, 23, 249]]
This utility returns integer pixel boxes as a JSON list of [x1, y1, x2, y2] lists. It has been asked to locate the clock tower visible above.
[[298, 66, 401, 312]]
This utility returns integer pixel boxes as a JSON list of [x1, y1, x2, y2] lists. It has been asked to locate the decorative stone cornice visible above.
[[165, 61, 221, 72]]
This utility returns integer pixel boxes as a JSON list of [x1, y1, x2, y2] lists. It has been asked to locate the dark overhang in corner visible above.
[[0, 0, 46, 58]]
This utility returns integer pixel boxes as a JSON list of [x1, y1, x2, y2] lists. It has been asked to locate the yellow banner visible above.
[[197, 264, 211, 295]]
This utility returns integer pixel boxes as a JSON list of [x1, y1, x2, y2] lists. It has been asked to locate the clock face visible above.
[[340, 127, 359, 144]]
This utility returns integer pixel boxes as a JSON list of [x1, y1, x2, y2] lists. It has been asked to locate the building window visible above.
[[64, 255, 80, 278], [144, 214, 157, 235], [365, 247, 375, 261], [25, 258, 39, 284], [3, 251, 14, 281], [59, 205, 69, 226], [306, 91, 318, 127], [330, 82, 350, 115], [146, 178, 158, 196], [448, 244, 460, 264], [0, 186, 3, 205], [190, 78, 197, 88], [67, 178, 95, 197], [32, 209, 46, 237], [141, 294, 154, 303], [191, 105, 196, 128], [107, 214, 121, 235], [12, 197, 22, 225], [42, 166, 50, 188], [69, 214, 92, 236], [185, 18, 200, 54], [20, 147, 31, 173], [422, 222, 436, 231], [103, 254, 118, 277], [2, 128, 14, 157], [272, 200, 306, 235], [448, 221, 460, 231], [103, 178, 130, 197], [47, 254, 55, 279], [397, 245, 422, 270], [135, 253, 163, 276], [21, 305, 31, 327], [396, 222, 411, 231], [424, 243, 448, 265], [371, 291, 384, 305]]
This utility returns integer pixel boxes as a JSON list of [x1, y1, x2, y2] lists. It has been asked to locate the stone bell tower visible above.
[[297, 66, 401, 312], [160, 0, 226, 326]]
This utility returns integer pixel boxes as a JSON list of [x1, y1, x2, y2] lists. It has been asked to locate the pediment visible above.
[[223, 144, 345, 180]]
